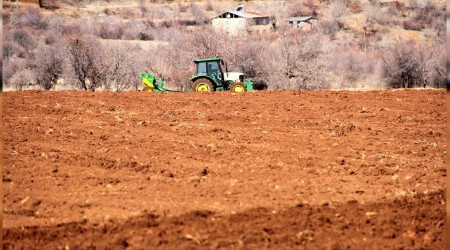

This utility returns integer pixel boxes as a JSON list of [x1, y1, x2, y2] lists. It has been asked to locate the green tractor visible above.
[[141, 57, 253, 93], [190, 57, 253, 92]]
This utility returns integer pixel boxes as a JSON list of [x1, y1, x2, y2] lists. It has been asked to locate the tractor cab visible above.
[[193, 58, 225, 87], [190, 57, 254, 92]]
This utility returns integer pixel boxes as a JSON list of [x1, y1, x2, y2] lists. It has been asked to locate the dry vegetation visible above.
[[2, 0, 446, 91]]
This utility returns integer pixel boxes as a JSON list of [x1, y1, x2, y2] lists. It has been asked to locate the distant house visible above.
[[212, 5, 272, 35], [287, 16, 317, 30]]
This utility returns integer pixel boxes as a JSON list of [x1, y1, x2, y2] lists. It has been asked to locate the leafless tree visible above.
[[32, 43, 64, 90], [19, 8, 48, 30], [96, 16, 124, 39], [66, 33, 106, 91], [421, 41, 445, 88], [9, 68, 36, 91], [382, 40, 421, 88], [102, 44, 145, 92], [11, 28, 37, 54], [381, 39, 444, 88], [139, 0, 147, 17], [273, 32, 328, 90], [330, 0, 348, 19]]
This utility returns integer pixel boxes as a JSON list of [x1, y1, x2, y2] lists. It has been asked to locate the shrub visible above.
[[425, 41, 445, 88], [288, 4, 310, 17], [190, 2, 207, 23], [364, 3, 400, 26], [138, 31, 154, 41], [102, 44, 148, 91], [403, 20, 425, 30], [267, 32, 328, 90], [381, 39, 444, 88], [159, 20, 173, 28], [103, 8, 111, 15], [139, 0, 148, 16], [97, 20, 124, 39], [60, 23, 81, 36], [3, 41, 26, 59], [382, 40, 420, 88], [330, 0, 347, 18], [66, 34, 105, 91], [319, 19, 341, 39], [121, 20, 155, 40], [178, 3, 188, 13], [32, 44, 63, 90], [3, 59, 26, 87], [44, 32, 57, 45], [232, 39, 270, 86], [9, 68, 36, 91], [20, 8, 48, 29], [47, 15, 69, 35], [3, 42, 15, 59], [205, 1, 214, 11], [303, 0, 319, 14], [414, 1, 442, 25], [347, 0, 363, 13], [331, 51, 378, 88], [11, 28, 36, 52]]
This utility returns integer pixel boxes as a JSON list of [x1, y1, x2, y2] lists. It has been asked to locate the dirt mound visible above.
[[2, 89, 446, 249], [3, 191, 445, 249]]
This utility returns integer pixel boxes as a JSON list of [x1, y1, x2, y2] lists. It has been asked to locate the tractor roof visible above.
[[193, 57, 222, 63]]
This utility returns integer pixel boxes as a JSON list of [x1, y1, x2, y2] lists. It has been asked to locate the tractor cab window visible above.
[[207, 61, 221, 75], [207, 61, 222, 81], [197, 62, 207, 75], [196, 60, 223, 81]]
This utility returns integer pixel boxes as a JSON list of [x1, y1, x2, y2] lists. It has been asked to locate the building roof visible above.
[[288, 16, 317, 23], [215, 10, 269, 19]]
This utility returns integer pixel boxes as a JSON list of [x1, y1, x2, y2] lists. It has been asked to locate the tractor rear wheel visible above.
[[230, 82, 246, 92], [192, 78, 215, 92]]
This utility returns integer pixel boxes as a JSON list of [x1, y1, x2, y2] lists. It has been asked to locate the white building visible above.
[[212, 6, 272, 36], [287, 16, 318, 30]]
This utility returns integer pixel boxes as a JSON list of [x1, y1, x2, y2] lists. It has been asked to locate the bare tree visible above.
[[9, 68, 36, 91], [66, 34, 106, 91], [273, 32, 328, 90], [421, 41, 445, 88], [382, 40, 421, 88], [33, 44, 63, 90], [382, 39, 445, 88], [11, 28, 37, 54], [330, 0, 348, 19], [103, 44, 145, 92]]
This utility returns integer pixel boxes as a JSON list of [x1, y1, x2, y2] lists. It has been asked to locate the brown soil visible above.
[[2, 89, 446, 249]]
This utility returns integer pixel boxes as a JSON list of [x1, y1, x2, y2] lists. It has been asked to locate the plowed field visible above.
[[2, 89, 446, 249]]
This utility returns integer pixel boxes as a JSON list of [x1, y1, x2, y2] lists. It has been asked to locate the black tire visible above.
[[192, 78, 215, 92], [229, 82, 246, 92]]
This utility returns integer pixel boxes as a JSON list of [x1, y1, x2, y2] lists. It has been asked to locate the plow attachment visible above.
[[141, 73, 179, 93]]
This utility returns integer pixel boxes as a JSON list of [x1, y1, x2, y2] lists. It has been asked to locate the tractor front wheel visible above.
[[192, 78, 215, 92], [230, 82, 246, 92]]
